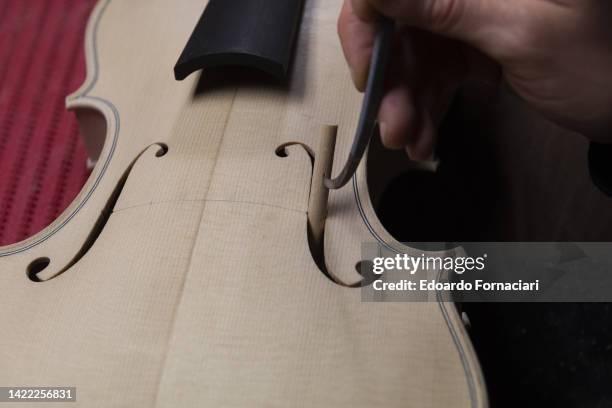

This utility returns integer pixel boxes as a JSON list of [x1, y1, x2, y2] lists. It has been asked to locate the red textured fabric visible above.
[[0, 0, 97, 246]]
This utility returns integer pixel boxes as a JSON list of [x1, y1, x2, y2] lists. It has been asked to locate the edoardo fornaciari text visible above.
[[372, 279, 540, 292]]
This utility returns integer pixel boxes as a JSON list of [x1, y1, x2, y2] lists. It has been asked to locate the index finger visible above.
[[338, 0, 378, 91]]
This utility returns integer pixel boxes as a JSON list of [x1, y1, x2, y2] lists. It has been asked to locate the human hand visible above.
[[338, 0, 612, 160]]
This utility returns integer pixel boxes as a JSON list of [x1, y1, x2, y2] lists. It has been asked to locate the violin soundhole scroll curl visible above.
[[26, 257, 51, 282], [25, 142, 169, 283]]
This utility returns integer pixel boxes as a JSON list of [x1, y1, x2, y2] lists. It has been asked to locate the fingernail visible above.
[[379, 121, 390, 146], [349, 67, 365, 92], [405, 145, 417, 161], [405, 143, 435, 162]]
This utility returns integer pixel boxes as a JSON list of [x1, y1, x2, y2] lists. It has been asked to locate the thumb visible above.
[[351, 0, 517, 57]]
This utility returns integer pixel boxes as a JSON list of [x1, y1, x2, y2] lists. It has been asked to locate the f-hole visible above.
[[26, 143, 169, 282], [277, 126, 364, 288]]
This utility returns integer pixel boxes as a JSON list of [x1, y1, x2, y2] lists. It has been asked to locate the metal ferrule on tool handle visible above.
[[324, 17, 394, 190]]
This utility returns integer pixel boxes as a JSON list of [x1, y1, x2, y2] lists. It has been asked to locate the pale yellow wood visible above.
[[0, 0, 487, 407], [307, 125, 337, 258]]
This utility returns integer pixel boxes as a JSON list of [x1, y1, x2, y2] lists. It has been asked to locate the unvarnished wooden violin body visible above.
[[0, 0, 486, 406]]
